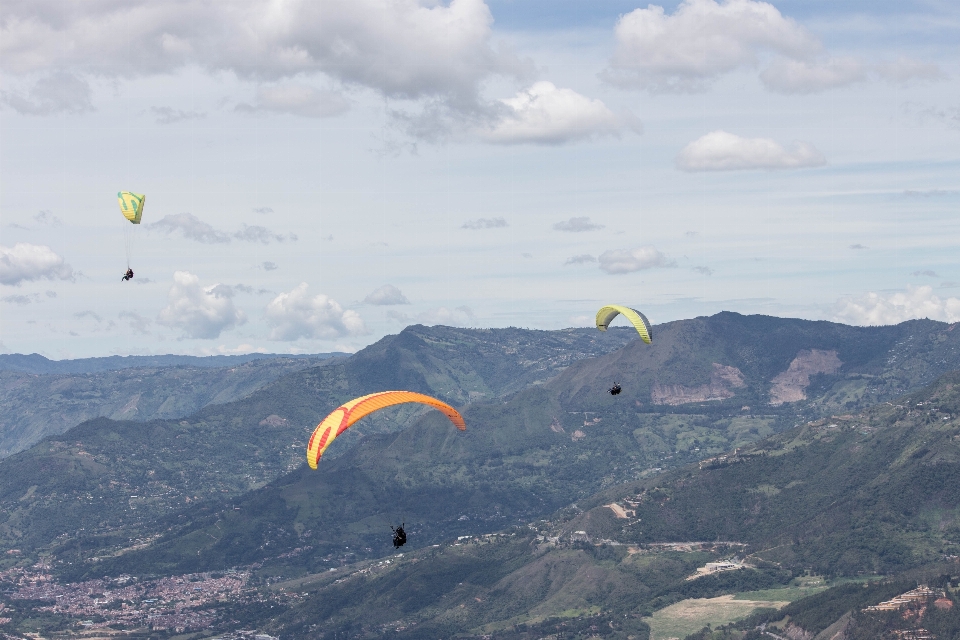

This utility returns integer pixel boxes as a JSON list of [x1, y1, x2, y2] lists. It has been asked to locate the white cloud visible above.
[[1, 294, 36, 305], [151, 106, 205, 124], [1, 0, 521, 103], [417, 306, 475, 327], [483, 82, 632, 145], [693, 266, 714, 275], [236, 84, 350, 119], [0, 243, 74, 286], [1, 72, 93, 115], [604, 0, 818, 93], [364, 284, 410, 306], [462, 217, 507, 229], [234, 225, 296, 244], [598, 246, 675, 274], [261, 262, 278, 271], [150, 213, 294, 244], [564, 254, 596, 266], [151, 213, 230, 244], [875, 57, 945, 85], [157, 271, 246, 339], [265, 283, 366, 341], [833, 286, 960, 326], [759, 57, 866, 94], [554, 216, 604, 232], [33, 210, 62, 226], [676, 131, 825, 171]]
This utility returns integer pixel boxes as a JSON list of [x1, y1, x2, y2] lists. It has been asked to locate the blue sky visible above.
[[1, 0, 958, 358]]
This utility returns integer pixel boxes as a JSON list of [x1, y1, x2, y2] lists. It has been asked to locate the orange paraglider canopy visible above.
[[306, 391, 466, 469]]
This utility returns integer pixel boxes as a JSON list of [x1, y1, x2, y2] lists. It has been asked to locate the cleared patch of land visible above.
[[646, 594, 789, 640]]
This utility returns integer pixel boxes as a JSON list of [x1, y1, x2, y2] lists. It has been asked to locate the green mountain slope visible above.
[[80, 315, 960, 581], [237, 371, 960, 639], [0, 325, 635, 560], [0, 355, 340, 457]]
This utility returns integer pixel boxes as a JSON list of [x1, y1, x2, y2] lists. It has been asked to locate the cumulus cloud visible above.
[[554, 216, 604, 232], [150, 213, 294, 244], [1, 294, 36, 305], [236, 84, 350, 118], [234, 225, 296, 244], [676, 131, 825, 171], [759, 57, 866, 94], [462, 217, 507, 229], [0, 243, 74, 286], [364, 284, 410, 305], [33, 210, 62, 226], [265, 283, 366, 340], [482, 82, 633, 145], [157, 271, 246, 339], [119, 311, 153, 333], [598, 246, 675, 274], [875, 57, 945, 85], [1, 72, 94, 115], [152, 106, 205, 124], [2, 0, 521, 108], [833, 286, 960, 326], [261, 262, 278, 271], [417, 306, 475, 327], [564, 254, 596, 266], [603, 0, 818, 93], [151, 213, 230, 243]]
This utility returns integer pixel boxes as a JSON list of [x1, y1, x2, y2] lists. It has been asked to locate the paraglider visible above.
[[595, 305, 652, 344], [306, 391, 467, 548], [609, 383, 622, 396], [117, 191, 144, 281], [306, 391, 466, 469], [392, 523, 407, 548]]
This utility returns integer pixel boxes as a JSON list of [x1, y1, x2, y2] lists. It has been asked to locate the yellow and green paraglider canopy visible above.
[[117, 191, 145, 224], [306, 391, 466, 468], [596, 305, 653, 344]]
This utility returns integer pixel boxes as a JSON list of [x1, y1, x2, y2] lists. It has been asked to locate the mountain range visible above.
[[1, 314, 960, 639]]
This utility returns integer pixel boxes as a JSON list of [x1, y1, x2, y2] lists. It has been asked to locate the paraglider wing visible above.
[[306, 391, 466, 469], [117, 192, 145, 224], [595, 305, 652, 344]]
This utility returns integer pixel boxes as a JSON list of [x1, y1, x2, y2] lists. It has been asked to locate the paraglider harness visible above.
[[122, 268, 134, 282], [391, 523, 407, 548], [608, 382, 622, 396]]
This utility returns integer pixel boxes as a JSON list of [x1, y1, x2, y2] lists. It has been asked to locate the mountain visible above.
[[225, 370, 960, 639], [0, 325, 636, 561], [0, 355, 342, 457], [66, 315, 960, 580], [0, 352, 344, 375], [3, 316, 960, 638]]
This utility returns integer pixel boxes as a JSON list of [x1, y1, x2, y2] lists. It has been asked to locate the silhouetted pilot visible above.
[[122, 268, 134, 281], [609, 382, 622, 396], [392, 523, 407, 548]]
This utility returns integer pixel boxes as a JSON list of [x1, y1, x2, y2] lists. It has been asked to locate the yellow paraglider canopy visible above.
[[118, 192, 145, 224], [596, 305, 653, 344], [306, 391, 466, 468]]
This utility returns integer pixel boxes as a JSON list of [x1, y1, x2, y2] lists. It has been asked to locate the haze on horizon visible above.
[[1, 0, 958, 359]]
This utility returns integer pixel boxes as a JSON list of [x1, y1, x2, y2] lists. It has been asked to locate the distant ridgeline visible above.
[[0, 351, 347, 375]]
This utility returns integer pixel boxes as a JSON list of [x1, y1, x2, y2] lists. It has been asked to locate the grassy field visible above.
[[646, 595, 789, 640]]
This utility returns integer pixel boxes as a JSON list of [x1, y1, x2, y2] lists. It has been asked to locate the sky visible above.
[[1, 0, 958, 358]]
